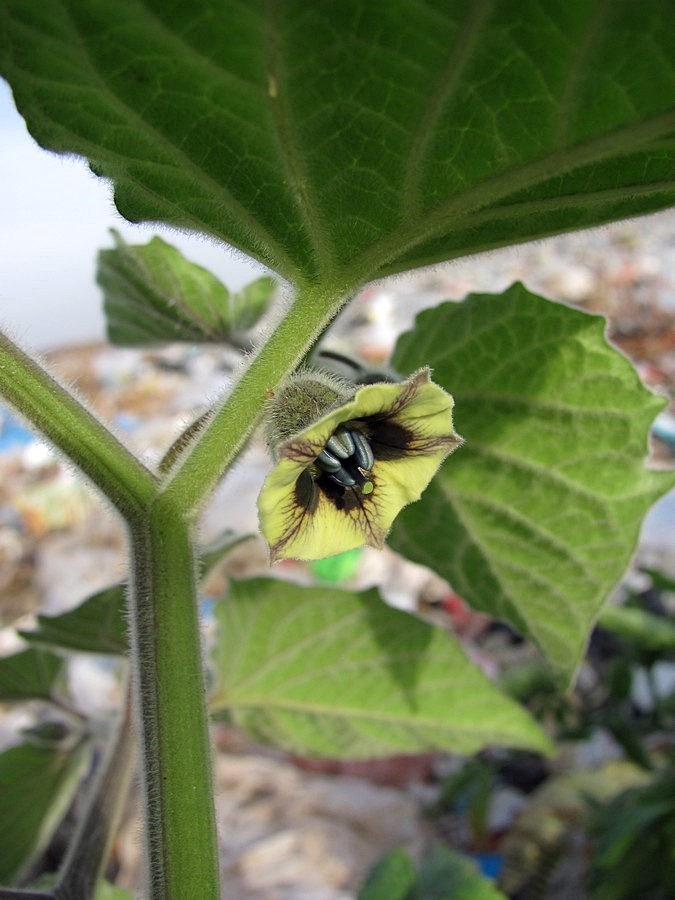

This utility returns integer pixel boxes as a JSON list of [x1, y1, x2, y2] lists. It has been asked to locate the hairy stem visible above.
[[128, 506, 219, 899], [0, 286, 352, 898], [162, 286, 351, 516]]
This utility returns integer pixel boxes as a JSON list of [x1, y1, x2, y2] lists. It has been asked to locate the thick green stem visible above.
[[163, 287, 351, 515], [0, 287, 351, 898], [129, 505, 219, 900]]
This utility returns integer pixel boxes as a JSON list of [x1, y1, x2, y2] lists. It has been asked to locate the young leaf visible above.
[[98, 230, 274, 345], [19, 585, 128, 656], [211, 579, 552, 758], [0, 647, 65, 702], [1, 2, 673, 290], [0, 741, 89, 884], [19, 532, 250, 656], [390, 285, 675, 682]]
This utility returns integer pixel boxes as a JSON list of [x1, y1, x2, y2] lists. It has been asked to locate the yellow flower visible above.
[[258, 368, 462, 561]]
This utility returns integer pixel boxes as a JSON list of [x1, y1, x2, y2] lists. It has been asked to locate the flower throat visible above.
[[315, 426, 375, 495]]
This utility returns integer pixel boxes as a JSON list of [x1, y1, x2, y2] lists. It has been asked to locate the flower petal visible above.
[[258, 368, 462, 561]]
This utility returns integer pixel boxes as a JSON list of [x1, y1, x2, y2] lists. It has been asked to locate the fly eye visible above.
[[315, 428, 375, 493]]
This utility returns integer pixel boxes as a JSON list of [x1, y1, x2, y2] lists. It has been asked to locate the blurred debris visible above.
[[114, 749, 431, 899]]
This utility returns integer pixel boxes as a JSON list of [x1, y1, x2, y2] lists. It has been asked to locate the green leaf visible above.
[[598, 604, 675, 652], [359, 846, 507, 900], [588, 772, 675, 900], [20, 585, 128, 656], [28, 876, 135, 899], [390, 285, 675, 683], [211, 579, 552, 757], [94, 883, 135, 900], [98, 230, 275, 345], [358, 848, 417, 900], [19, 531, 250, 656], [232, 277, 277, 334], [415, 846, 507, 900], [1, 2, 673, 290], [0, 741, 89, 884], [0, 648, 65, 702], [642, 566, 675, 593]]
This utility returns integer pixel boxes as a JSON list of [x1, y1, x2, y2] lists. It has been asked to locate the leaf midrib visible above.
[[224, 696, 524, 734], [264, 0, 333, 279]]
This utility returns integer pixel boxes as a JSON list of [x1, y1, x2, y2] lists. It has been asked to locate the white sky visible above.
[[0, 79, 264, 351]]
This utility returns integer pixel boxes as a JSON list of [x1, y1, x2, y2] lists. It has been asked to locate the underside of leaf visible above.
[[211, 579, 552, 758], [1, 1, 673, 291]]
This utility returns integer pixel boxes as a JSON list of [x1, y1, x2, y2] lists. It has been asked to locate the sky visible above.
[[0, 79, 264, 351]]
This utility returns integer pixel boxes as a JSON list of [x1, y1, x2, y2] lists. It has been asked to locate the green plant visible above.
[[359, 845, 507, 900], [587, 766, 675, 900], [0, 2, 674, 896]]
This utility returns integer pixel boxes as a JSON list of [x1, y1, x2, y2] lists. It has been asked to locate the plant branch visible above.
[[54, 684, 136, 900], [161, 286, 352, 516], [0, 287, 352, 899], [0, 331, 157, 519], [126, 287, 351, 896]]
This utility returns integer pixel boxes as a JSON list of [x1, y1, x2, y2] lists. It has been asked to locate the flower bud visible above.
[[264, 369, 354, 457]]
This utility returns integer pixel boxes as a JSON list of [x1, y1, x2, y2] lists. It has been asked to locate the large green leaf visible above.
[[0, 647, 65, 702], [0, 741, 89, 884], [1, 1, 673, 292], [390, 285, 675, 681], [98, 230, 275, 346], [211, 579, 552, 758]]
